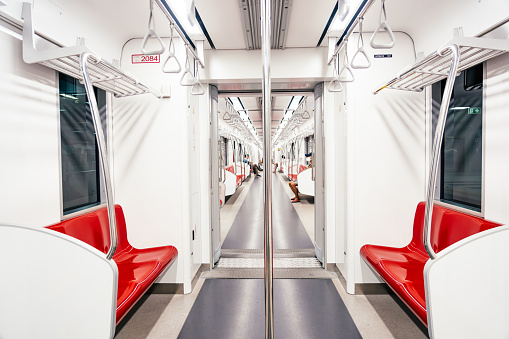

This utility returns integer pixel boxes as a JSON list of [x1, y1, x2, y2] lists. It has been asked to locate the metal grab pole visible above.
[[261, 0, 273, 338], [80, 52, 117, 260], [423, 45, 460, 260]]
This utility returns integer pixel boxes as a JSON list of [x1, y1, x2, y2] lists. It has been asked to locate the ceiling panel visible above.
[[195, 0, 246, 49], [285, 0, 336, 48]]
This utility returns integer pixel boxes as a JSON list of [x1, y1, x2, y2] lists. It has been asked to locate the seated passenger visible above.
[[244, 155, 252, 169], [253, 158, 263, 177], [289, 153, 312, 203]]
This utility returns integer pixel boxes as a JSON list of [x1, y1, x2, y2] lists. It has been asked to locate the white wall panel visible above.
[[0, 30, 61, 227], [333, 88, 347, 272], [323, 89, 336, 264], [340, 33, 425, 284], [485, 53, 509, 225], [113, 38, 191, 285], [199, 88, 211, 264]]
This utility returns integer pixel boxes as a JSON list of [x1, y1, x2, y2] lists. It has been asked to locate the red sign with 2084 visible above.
[[131, 54, 161, 64]]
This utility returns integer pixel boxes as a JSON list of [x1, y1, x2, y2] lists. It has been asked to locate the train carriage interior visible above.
[[1, 0, 509, 338]]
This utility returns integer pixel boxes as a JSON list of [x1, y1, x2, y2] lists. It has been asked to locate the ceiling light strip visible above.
[[154, 0, 204, 68], [327, 0, 375, 65]]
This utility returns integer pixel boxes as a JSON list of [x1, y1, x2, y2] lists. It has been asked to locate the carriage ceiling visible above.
[[217, 94, 314, 143]]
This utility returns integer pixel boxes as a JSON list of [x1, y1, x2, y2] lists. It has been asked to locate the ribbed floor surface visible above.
[[216, 257, 321, 268], [202, 268, 338, 279]]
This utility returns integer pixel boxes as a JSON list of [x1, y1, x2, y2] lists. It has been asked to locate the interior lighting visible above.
[[288, 96, 303, 110], [449, 107, 470, 110], [229, 97, 244, 111], [165, 0, 202, 35], [329, 0, 365, 32], [60, 93, 79, 100], [283, 109, 293, 121]]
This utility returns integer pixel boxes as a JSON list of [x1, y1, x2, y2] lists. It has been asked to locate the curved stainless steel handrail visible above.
[[261, 0, 274, 337], [80, 52, 118, 260], [423, 44, 460, 260]]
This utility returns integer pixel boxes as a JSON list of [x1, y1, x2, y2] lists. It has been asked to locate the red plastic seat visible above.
[[47, 205, 178, 324], [360, 202, 501, 325]]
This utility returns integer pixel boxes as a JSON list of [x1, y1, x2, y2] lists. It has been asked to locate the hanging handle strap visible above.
[[141, 0, 166, 55], [191, 59, 205, 95], [351, 18, 371, 69], [328, 55, 344, 92], [338, 43, 355, 82], [162, 23, 182, 73], [302, 98, 310, 119], [370, 0, 396, 49], [180, 51, 197, 86]]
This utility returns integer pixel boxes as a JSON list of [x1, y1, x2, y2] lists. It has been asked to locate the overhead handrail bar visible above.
[[351, 18, 371, 69], [180, 51, 197, 86], [80, 52, 117, 260], [153, 0, 204, 68], [423, 45, 460, 260], [191, 59, 205, 95], [338, 42, 355, 82], [328, 56, 344, 92], [162, 23, 182, 73], [141, 0, 166, 55], [21, 2, 161, 99], [327, 0, 376, 65], [369, 0, 395, 49]]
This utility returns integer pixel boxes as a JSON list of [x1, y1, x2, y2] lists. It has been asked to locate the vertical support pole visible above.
[[313, 83, 326, 267], [80, 52, 117, 260], [423, 45, 460, 260], [210, 85, 221, 266], [261, 0, 273, 338]]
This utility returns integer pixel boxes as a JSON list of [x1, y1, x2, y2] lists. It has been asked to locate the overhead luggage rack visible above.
[[373, 36, 509, 94], [21, 2, 161, 98]]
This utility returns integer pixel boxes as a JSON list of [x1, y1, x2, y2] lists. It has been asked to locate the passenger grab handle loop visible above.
[[351, 18, 371, 69], [191, 81, 205, 95], [328, 55, 344, 92], [370, 0, 395, 49], [180, 52, 197, 86], [162, 24, 182, 73], [141, 0, 166, 55], [338, 43, 355, 82], [328, 78, 344, 92], [190, 59, 205, 95]]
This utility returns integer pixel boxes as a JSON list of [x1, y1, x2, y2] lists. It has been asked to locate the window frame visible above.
[[429, 63, 486, 217], [57, 72, 108, 219]]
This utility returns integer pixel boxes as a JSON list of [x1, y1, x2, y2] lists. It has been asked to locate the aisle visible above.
[[222, 173, 313, 249], [178, 279, 361, 338]]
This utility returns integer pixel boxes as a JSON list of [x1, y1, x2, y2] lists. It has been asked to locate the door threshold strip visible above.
[[221, 248, 315, 258], [202, 268, 338, 279]]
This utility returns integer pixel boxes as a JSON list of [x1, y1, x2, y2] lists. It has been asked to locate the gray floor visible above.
[[115, 171, 429, 339], [178, 279, 361, 339], [178, 173, 360, 338], [222, 173, 313, 249]]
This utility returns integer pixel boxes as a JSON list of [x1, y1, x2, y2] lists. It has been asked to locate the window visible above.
[[59, 73, 106, 213], [432, 63, 483, 212]]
